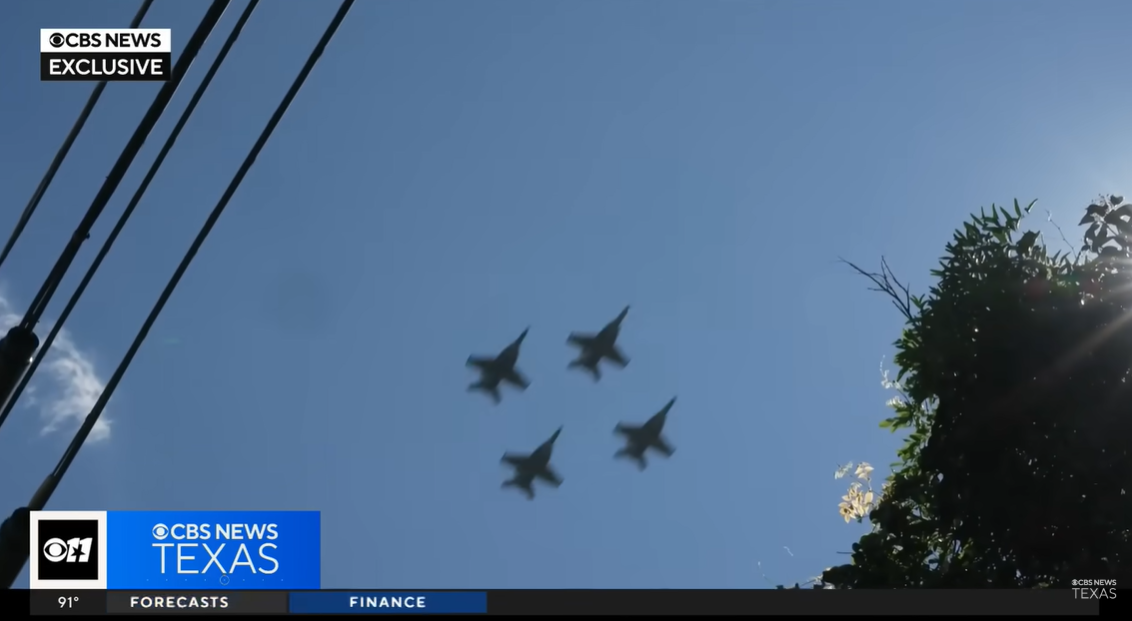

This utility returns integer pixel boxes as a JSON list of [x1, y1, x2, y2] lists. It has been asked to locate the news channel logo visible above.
[[29, 511, 108, 590], [39, 29, 172, 82], [106, 510, 321, 589]]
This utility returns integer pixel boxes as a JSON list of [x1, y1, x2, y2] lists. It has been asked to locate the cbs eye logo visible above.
[[48, 33, 65, 48], [43, 537, 92, 563], [36, 519, 100, 581]]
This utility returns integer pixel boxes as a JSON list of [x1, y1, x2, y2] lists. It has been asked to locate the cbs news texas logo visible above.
[[30, 511, 108, 589]]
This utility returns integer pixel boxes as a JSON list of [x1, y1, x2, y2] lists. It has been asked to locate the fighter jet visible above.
[[501, 426, 564, 500], [614, 397, 676, 470], [467, 328, 531, 404], [567, 306, 630, 381]]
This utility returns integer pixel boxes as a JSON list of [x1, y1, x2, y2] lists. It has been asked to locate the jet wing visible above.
[[651, 436, 675, 457], [605, 345, 629, 367], [467, 355, 494, 369], [502, 369, 530, 389], [501, 453, 530, 467], [614, 422, 641, 436], [536, 466, 563, 487], [567, 332, 597, 347]]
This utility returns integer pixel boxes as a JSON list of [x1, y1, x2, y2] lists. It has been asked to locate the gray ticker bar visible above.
[[108, 591, 288, 615], [32, 590, 108, 616]]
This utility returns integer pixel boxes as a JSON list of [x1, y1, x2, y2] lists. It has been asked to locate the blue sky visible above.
[[2, 0, 1130, 589]]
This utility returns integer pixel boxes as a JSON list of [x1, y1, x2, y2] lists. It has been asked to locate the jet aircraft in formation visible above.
[[463, 307, 676, 499], [500, 426, 563, 500], [614, 397, 676, 470], [466, 328, 530, 404], [567, 306, 630, 382]]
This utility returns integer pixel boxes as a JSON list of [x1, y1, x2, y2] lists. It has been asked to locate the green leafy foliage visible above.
[[826, 196, 1132, 588]]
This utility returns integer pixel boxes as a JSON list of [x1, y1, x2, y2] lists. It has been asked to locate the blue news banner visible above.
[[105, 511, 321, 590], [28, 510, 320, 593]]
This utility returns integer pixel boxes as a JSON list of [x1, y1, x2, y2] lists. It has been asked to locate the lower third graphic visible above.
[[106, 510, 321, 590], [30, 511, 108, 589]]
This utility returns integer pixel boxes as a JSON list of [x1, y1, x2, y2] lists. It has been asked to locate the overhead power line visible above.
[[0, 0, 159, 439], [0, 0, 232, 442], [0, 0, 154, 274], [43, 0, 355, 503], [0, 0, 355, 588], [0, 0, 237, 588], [0, 0, 262, 436], [18, 0, 233, 333]]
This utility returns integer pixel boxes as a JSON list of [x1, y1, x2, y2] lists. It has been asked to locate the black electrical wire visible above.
[[0, 0, 155, 274], [28, 0, 355, 513], [18, 0, 232, 333], [0, 0, 262, 436]]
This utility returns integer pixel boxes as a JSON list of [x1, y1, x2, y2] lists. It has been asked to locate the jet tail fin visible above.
[[502, 479, 535, 500], [468, 382, 501, 404], [568, 359, 601, 381], [615, 448, 647, 470]]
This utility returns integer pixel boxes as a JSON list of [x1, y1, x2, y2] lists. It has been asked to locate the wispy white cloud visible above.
[[0, 292, 111, 442]]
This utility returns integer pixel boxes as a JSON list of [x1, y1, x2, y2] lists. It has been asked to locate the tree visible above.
[[822, 195, 1132, 588]]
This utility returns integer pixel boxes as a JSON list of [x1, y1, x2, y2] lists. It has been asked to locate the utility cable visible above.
[[0, 0, 154, 274], [28, 0, 354, 532], [0, 0, 261, 437], [19, 0, 233, 333], [0, 0, 231, 431], [0, 0, 234, 588], [0, 0, 161, 426]]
